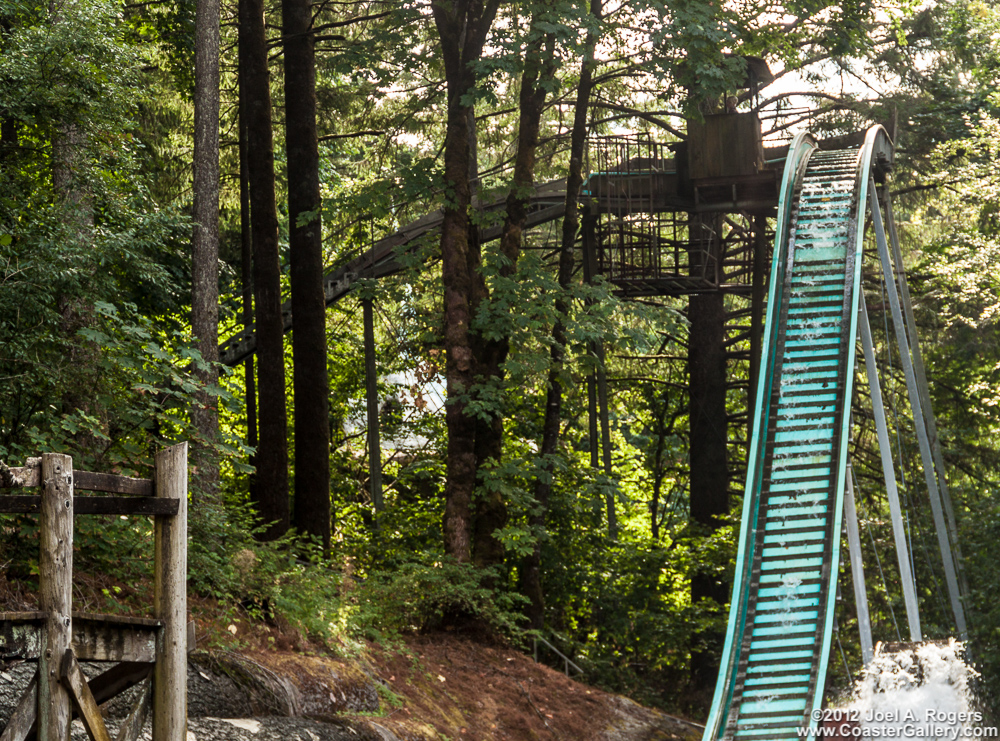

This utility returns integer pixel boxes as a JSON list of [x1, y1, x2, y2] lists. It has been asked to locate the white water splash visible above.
[[847, 640, 984, 739], [778, 572, 803, 625]]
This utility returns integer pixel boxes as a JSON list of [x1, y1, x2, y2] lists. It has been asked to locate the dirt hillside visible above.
[[232, 633, 704, 741]]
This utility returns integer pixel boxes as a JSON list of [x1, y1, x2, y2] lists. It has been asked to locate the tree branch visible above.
[[589, 101, 684, 138], [318, 129, 386, 142], [311, 10, 392, 33]]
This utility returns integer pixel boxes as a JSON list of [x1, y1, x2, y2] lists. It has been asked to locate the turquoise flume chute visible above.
[[702, 126, 895, 741]]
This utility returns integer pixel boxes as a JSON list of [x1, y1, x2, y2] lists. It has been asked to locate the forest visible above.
[[2, 0, 1000, 722]]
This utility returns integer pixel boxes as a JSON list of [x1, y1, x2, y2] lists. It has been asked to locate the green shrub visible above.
[[350, 555, 527, 642]]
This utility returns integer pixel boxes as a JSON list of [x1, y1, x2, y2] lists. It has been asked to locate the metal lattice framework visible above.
[[586, 134, 772, 296]]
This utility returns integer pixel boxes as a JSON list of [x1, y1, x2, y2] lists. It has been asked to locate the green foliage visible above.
[[350, 555, 527, 641], [0, 0, 252, 626], [521, 447, 739, 711], [0, 0, 207, 471], [890, 107, 1000, 700], [1, 0, 140, 128], [183, 491, 348, 646]]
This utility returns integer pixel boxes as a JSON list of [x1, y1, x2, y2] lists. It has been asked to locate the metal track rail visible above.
[[703, 127, 895, 741], [218, 179, 569, 366]]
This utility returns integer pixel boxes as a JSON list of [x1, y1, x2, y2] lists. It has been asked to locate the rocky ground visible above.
[[0, 633, 703, 741]]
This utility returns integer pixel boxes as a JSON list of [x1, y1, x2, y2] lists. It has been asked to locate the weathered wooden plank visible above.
[[0, 463, 152, 496], [0, 458, 40, 489], [688, 113, 764, 181], [115, 679, 151, 741], [74, 498, 177, 516], [73, 613, 160, 628], [0, 614, 44, 659], [71, 617, 157, 663], [0, 496, 177, 516], [39, 453, 73, 741], [0, 496, 41, 513], [59, 650, 113, 741], [0, 611, 45, 621], [0, 616, 161, 662], [0, 670, 37, 741], [74, 472, 153, 497], [153, 443, 187, 741], [87, 662, 153, 705]]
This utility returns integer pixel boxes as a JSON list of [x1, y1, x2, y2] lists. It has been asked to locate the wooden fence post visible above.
[[39, 453, 73, 741], [153, 443, 187, 741]]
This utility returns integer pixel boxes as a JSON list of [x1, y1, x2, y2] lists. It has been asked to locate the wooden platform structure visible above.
[[583, 114, 780, 298], [0, 444, 188, 741]]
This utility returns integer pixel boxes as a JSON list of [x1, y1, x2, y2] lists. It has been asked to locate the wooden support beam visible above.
[[0, 671, 37, 741], [582, 213, 601, 471], [595, 341, 616, 539], [87, 662, 153, 705], [0, 496, 178, 516], [0, 447, 189, 741], [580, 209, 615, 532], [844, 466, 874, 665], [115, 679, 152, 741], [153, 443, 187, 741], [39, 453, 73, 741], [0, 615, 160, 663], [688, 284, 730, 698], [748, 213, 767, 442], [0, 663, 150, 741], [871, 178, 961, 634], [74, 472, 153, 496], [859, 299, 922, 642], [59, 650, 112, 741], [0, 463, 152, 496]]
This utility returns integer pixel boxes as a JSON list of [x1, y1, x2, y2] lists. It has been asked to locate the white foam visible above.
[[846, 640, 983, 739]]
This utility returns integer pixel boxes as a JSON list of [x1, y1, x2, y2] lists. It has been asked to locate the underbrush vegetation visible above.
[[0, 494, 529, 655], [0, 446, 731, 717]]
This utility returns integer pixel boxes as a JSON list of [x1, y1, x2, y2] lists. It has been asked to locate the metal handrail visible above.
[[532, 636, 584, 677]]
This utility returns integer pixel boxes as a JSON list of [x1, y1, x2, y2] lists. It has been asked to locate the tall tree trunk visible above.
[[49, 0, 92, 237], [472, 22, 557, 571], [242, 0, 289, 538], [283, 0, 331, 552], [0, 118, 15, 163], [0, 19, 13, 166], [688, 285, 729, 699], [191, 0, 220, 499], [649, 389, 667, 542], [432, 0, 501, 563], [48, 0, 100, 457], [521, 0, 602, 629], [238, 0, 257, 503], [683, 59, 731, 711], [0, 14, 11, 157]]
